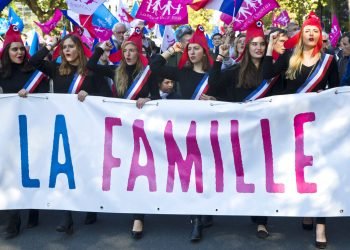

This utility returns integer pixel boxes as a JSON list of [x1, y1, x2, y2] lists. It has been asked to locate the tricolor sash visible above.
[[68, 73, 86, 94], [296, 54, 334, 93], [191, 73, 209, 100], [244, 76, 280, 101], [124, 65, 151, 100], [23, 70, 46, 93]]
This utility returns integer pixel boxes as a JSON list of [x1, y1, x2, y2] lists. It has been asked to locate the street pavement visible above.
[[0, 210, 349, 250]]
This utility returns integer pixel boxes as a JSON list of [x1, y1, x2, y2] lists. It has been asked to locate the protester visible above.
[[338, 32, 350, 79], [210, 33, 223, 58], [86, 27, 157, 239], [29, 32, 104, 234], [167, 24, 193, 67], [149, 24, 216, 241], [263, 12, 339, 249], [112, 23, 128, 49], [0, 25, 48, 239]]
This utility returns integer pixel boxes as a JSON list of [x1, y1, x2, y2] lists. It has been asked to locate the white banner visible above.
[[0, 88, 350, 217]]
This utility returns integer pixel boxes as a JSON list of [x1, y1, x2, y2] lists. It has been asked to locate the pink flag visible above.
[[34, 9, 62, 34], [329, 15, 341, 48], [234, 0, 280, 31], [275, 10, 290, 27], [80, 15, 113, 41], [220, 12, 233, 25], [136, 0, 188, 25]]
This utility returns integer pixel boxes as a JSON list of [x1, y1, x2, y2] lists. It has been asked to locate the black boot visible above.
[[202, 215, 213, 228], [27, 209, 39, 228], [56, 211, 73, 235], [190, 217, 202, 242], [84, 212, 97, 225], [4, 212, 21, 239]]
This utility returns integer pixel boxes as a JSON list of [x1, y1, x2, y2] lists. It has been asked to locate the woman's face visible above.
[[62, 38, 79, 65], [9, 42, 25, 64], [123, 43, 138, 65], [187, 43, 204, 64], [302, 25, 321, 48], [237, 37, 246, 54], [248, 37, 266, 60]]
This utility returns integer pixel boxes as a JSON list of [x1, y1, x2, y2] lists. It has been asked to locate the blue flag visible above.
[[92, 4, 118, 30], [29, 31, 39, 56], [61, 25, 67, 38], [130, 1, 139, 18], [206, 34, 214, 49], [0, 18, 9, 34], [0, 0, 12, 13], [8, 7, 24, 32]]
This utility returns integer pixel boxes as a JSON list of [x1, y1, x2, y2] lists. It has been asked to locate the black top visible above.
[[29, 47, 103, 95], [0, 63, 48, 93], [86, 47, 154, 99], [150, 55, 215, 100], [208, 61, 281, 102], [263, 51, 339, 94]]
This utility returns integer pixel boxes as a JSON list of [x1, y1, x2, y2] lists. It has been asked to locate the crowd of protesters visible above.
[[1, 11, 350, 249]]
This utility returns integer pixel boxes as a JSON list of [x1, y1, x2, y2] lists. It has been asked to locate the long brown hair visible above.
[[237, 43, 264, 88], [114, 41, 144, 97], [184, 45, 211, 72], [0, 43, 34, 79], [58, 34, 87, 76]]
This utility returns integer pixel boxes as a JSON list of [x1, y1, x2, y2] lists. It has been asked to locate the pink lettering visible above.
[[294, 112, 317, 193], [164, 121, 203, 193], [261, 119, 285, 193], [127, 120, 156, 192], [102, 117, 122, 191], [230, 120, 255, 193], [210, 121, 224, 192]]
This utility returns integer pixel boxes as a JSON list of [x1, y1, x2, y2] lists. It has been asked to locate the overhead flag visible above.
[[29, 30, 39, 56], [160, 25, 176, 52], [274, 10, 290, 27], [8, 7, 24, 32], [0, 0, 12, 13], [329, 15, 341, 48], [34, 9, 63, 34], [136, 0, 189, 25], [66, 0, 106, 15], [116, 0, 133, 26], [92, 4, 118, 30], [130, 1, 139, 18], [80, 14, 113, 41], [0, 18, 9, 35]]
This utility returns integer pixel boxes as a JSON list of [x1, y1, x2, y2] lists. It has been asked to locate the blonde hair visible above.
[[114, 41, 143, 97], [285, 35, 321, 80], [59, 35, 87, 76]]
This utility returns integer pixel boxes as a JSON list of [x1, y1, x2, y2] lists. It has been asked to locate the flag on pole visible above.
[[34, 9, 63, 34], [29, 30, 39, 56], [160, 25, 175, 52], [130, 1, 139, 18], [274, 10, 290, 27], [329, 14, 341, 48], [8, 7, 24, 32], [136, 0, 188, 25], [92, 4, 118, 30]]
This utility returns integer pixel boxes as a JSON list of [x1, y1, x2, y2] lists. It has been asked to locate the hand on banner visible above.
[[199, 94, 216, 101], [100, 41, 113, 51], [77, 90, 88, 102], [18, 88, 28, 98], [266, 31, 279, 56], [136, 97, 151, 109]]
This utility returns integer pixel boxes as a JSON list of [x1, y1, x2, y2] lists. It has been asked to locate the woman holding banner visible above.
[[29, 32, 104, 235], [86, 27, 156, 240], [0, 24, 48, 239], [208, 20, 275, 239], [147, 24, 215, 242], [263, 12, 339, 249]]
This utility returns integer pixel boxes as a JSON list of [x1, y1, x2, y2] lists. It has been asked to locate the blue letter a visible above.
[[49, 115, 76, 189]]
